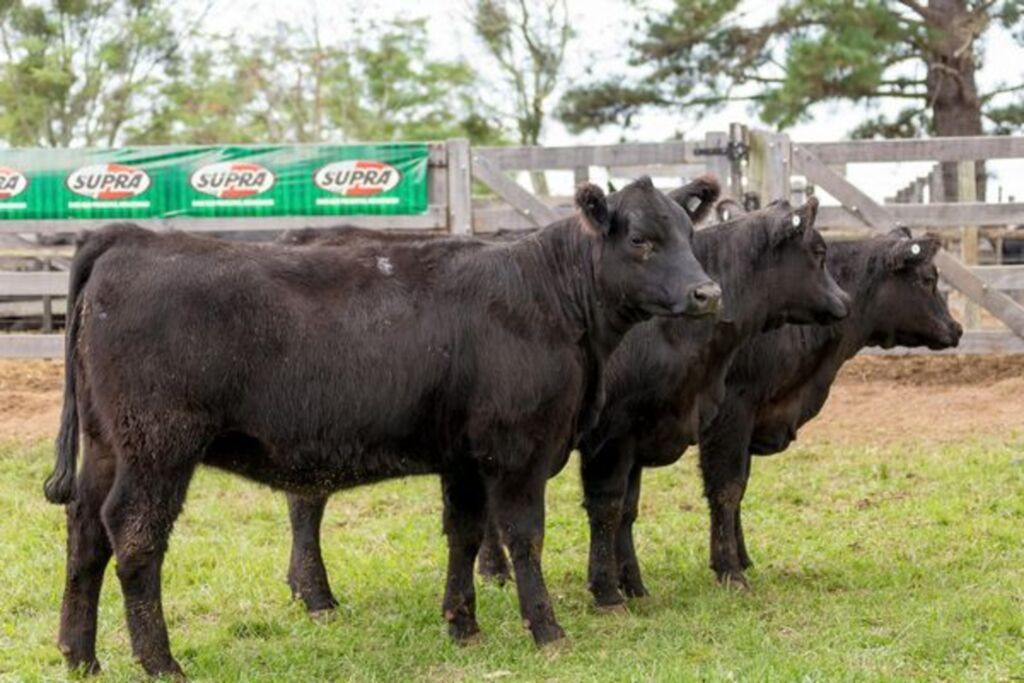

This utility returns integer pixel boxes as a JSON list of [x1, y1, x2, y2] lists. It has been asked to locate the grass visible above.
[[1, 435, 1022, 682]]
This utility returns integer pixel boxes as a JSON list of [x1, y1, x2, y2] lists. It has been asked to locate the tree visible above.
[[558, 0, 1024, 200], [138, 17, 506, 146], [0, 0, 198, 147], [469, 0, 572, 193]]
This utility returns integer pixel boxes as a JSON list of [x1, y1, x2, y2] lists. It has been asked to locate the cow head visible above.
[[758, 197, 850, 326], [580, 176, 720, 319], [865, 230, 962, 349]]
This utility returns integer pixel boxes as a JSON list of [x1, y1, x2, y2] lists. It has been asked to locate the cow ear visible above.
[[888, 225, 913, 239], [888, 235, 940, 270], [575, 182, 611, 235], [715, 198, 746, 223], [769, 196, 819, 246], [668, 175, 721, 224]]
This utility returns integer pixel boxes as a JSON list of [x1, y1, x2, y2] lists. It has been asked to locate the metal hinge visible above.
[[693, 140, 749, 162]]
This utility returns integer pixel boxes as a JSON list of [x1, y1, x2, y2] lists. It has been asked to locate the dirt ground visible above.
[[1, 355, 1022, 446]]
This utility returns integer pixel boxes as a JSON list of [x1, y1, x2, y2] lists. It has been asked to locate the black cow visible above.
[[545, 197, 850, 607], [44, 178, 720, 677], [284, 195, 853, 612], [699, 228, 962, 588]]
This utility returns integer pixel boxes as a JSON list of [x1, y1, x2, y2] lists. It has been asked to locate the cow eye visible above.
[[630, 234, 649, 247]]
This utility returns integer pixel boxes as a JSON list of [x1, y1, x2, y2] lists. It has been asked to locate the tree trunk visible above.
[[926, 0, 986, 201]]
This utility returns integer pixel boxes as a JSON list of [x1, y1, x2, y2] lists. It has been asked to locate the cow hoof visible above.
[[303, 595, 340, 614], [716, 571, 751, 591], [67, 657, 102, 676], [138, 656, 185, 681], [454, 628, 484, 647], [448, 616, 482, 645], [532, 623, 567, 649], [621, 581, 649, 599], [589, 586, 625, 609]]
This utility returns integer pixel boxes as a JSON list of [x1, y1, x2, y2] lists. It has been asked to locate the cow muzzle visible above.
[[677, 281, 722, 318]]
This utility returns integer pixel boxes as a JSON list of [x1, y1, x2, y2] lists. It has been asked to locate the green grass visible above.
[[1, 435, 1022, 682]]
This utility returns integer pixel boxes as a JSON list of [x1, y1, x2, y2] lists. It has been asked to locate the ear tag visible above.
[[910, 243, 921, 256], [791, 215, 801, 227]]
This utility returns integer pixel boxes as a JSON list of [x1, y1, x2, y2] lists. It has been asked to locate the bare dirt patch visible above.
[[0, 356, 1021, 446]]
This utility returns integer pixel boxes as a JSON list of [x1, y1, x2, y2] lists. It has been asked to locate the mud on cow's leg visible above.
[[581, 437, 635, 608], [102, 454, 198, 679], [476, 514, 511, 585], [287, 494, 339, 613], [58, 435, 116, 675], [616, 465, 648, 599], [441, 466, 487, 643], [488, 467, 565, 645]]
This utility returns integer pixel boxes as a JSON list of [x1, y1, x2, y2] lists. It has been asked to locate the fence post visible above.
[[748, 130, 790, 205], [446, 138, 472, 236], [573, 166, 589, 187], [729, 123, 746, 198], [703, 131, 731, 192], [958, 160, 980, 329]]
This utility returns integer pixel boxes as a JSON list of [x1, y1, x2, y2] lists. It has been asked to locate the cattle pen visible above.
[[2, 127, 1024, 360]]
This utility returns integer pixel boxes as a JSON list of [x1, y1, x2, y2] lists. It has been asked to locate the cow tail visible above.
[[43, 231, 112, 504]]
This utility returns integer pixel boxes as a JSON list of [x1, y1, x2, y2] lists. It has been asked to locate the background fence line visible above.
[[3, 126, 1024, 357]]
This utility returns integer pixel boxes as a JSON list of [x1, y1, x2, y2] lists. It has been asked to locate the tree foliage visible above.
[[558, 0, 1024, 140], [0, 4, 506, 147], [0, 0, 185, 146]]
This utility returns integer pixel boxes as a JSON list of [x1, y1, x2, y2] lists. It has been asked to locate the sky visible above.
[[199, 0, 1024, 203]]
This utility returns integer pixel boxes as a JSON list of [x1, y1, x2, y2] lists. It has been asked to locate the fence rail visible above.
[[4, 129, 1024, 357]]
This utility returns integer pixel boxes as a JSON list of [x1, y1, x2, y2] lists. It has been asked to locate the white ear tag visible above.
[[910, 243, 921, 256], [791, 215, 801, 227]]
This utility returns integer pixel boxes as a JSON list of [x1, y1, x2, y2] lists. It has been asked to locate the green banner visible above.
[[0, 143, 429, 219]]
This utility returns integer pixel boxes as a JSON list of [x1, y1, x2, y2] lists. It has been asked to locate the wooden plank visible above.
[[0, 334, 63, 358], [939, 266, 1024, 291], [0, 299, 67, 317], [817, 203, 1024, 229], [793, 143, 1024, 338], [860, 331, 1024, 356], [473, 204, 573, 233], [702, 131, 731, 192], [747, 130, 789, 204], [476, 141, 698, 171], [471, 153, 561, 227], [606, 163, 706, 179], [803, 136, 1024, 164], [0, 209, 447, 235], [446, 139, 472, 236], [0, 271, 68, 296], [958, 161, 980, 328]]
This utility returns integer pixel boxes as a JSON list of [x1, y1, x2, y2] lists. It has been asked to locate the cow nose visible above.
[[950, 320, 964, 340], [684, 281, 722, 317]]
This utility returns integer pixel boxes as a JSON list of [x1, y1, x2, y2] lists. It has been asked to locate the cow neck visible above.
[[774, 241, 888, 388], [692, 220, 773, 341], [511, 217, 631, 357]]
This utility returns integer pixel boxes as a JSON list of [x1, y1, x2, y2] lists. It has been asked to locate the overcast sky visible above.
[[202, 0, 1024, 203]]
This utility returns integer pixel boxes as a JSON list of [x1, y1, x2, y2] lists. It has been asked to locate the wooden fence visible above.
[[3, 129, 1024, 357]]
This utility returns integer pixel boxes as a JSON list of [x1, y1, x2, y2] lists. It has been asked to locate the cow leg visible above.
[[102, 459, 196, 678], [616, 464, 648, 599], [581, 437, 634, 608], [58, 434, 115, 675], [441, 466, 487, 643], [476, 513, 511, 585], [735, 504, 754, 570], [489, 468, 564, 645], [699, 405, 754, 589], [286, 493, 338, 613]]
